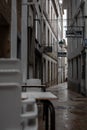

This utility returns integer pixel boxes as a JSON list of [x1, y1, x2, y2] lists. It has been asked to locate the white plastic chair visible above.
[[21, 98, 38, 130], [26, 78, 42, 92]]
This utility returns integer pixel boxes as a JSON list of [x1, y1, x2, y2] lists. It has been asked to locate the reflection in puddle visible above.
[[48, 83, 87, 130]]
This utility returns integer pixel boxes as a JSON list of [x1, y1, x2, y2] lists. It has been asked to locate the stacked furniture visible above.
[[21, 98, 38, 130]]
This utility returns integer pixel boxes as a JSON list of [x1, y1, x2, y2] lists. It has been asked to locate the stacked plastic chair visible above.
[[21, 97, 38, 130]]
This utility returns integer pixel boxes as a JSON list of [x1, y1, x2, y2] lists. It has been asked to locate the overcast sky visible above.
[[63, 9, 67, 44]]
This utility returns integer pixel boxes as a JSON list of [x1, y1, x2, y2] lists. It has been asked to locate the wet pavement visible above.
[[39, 82, 87, 130]]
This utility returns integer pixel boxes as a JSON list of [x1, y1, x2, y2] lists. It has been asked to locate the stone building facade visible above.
[[42, 0, 59, 86], [0, 0, 64, 129], [0, 0, 64, 87], [63, 0, 87, 95], [21, 0, 63, 86]]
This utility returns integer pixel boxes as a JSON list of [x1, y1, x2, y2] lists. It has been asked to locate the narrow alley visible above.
[[1, 0, 87, 130], [39, 82, 87, 130]]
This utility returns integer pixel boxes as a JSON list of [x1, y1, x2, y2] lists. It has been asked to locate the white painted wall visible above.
[[21, 0, 28, 84]]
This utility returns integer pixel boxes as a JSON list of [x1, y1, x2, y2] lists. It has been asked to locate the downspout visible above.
[[40, 0, 44, 83], [84, 0, 87, 96]]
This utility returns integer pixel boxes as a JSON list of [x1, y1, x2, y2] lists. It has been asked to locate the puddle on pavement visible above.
[[70, 105, 87, 116], [55, 105, 74, 110], [70, 110, 87, 115], [70, 96, 87, 101]]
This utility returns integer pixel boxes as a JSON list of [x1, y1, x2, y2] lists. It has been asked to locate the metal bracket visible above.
[[22, 1, 39, 6]]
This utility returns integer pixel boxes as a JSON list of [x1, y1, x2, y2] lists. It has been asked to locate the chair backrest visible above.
[[27, 79, 41, 86], [27, 79, 42, 92]]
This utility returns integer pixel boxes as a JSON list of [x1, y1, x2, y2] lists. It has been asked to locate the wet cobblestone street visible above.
[[39, 82, 87, 130]]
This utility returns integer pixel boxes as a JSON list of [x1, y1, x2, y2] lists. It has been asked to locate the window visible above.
[[35, 15, 38, 39], [51, 6, 52, 20], [76, 58, 78, 79], [17, 37, 21, 59], [48, 29, 49, 46], [48, 0, 50, 14], [71, 59, 73, 78]]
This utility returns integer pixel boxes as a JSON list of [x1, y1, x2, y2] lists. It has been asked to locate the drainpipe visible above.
[[40, 0, 44, 84], [11, 0, 17, 58], [84, 0, 87, 96]]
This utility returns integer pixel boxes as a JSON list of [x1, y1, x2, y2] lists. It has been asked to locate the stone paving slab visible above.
[[38, 82, 87, 130]]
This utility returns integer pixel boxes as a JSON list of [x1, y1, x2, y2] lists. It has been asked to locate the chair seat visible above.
[[22, 98, 35, 104]]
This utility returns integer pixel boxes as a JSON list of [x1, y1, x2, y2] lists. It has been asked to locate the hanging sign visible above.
[[83, 39, 87, 47], [58, 52, 67, 57], [66, 30, 83, 38]]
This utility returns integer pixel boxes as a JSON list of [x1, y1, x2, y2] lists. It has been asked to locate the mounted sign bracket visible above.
[[22, 0, 39, 5]]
